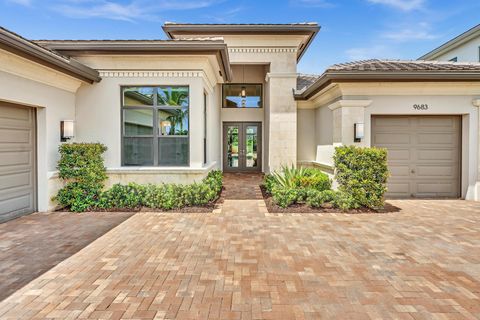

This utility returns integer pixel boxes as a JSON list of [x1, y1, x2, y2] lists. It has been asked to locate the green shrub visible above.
[[263, 174, 276, 194], [98, 183, 146, 209], [272, 187, 299, 208], [54, 143, 107, 212], [137, 170, 223, 210], [332, 191, 360, 211], [266, 166, 331, 192], [306, 189, 337, 208], [333, 145, 388, 209]]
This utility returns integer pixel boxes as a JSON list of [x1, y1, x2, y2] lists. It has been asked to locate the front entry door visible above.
[[223, 122, 262, 172]]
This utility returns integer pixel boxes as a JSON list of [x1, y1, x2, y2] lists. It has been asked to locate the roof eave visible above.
[[40, 41, 233, 82], [295, 71, 480, 100], [0, 29, 100, 83], [161, 24, 320, 62]]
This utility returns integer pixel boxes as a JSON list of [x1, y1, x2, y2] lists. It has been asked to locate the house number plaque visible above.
[[413, 104, 429, 110]]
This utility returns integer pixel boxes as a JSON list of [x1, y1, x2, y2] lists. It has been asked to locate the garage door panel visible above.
[[385, 181, 411, 198], [0, 193, 33, 215], [0, 151, 32, 168], [416, 182, 458, 195], [417, 149, 457, 161], [417, 116, 459, 128], [372, 115, 460, 199], [388, 165, 410, 176], [386, 149, 411, 161], [373, 117, 412, 128], [0, 171, 32, 191], [374, 133, 412, 145], [0, 103, 36, 222], [417, 133, 459, 144], [0, 128, 31, 144], [416, 165, 458, 178]]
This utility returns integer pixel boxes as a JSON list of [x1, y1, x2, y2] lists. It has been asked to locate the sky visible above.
[[1, 0, 480, 74]]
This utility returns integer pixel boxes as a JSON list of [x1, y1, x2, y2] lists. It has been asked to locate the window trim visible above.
[[222, 83, 263, 108], [121, 85, 190, 167]]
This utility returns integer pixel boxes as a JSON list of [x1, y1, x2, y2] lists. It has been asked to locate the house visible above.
[[419, 23, 480, 62], [1, 22, 480, 221]]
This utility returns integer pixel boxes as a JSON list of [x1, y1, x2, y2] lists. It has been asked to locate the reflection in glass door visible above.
[[223, 122, 261, 172]]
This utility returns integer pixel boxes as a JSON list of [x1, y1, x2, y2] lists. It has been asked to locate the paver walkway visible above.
[[0, 198, 479, 319], [221, 173, 263, 200], [0, 212, 133, 302]]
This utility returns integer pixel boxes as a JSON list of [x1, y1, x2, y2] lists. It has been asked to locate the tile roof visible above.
[[297, 74, 321, 91], [296, 59, 480, 100], [327, 59, 480, 72]]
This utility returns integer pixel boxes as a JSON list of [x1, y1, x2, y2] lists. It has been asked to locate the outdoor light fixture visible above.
[[354, 122, 364, 143], [240, 86, 246, 98], [60, 120, 75, 142]]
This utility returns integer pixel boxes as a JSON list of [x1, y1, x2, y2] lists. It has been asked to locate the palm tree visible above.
[[159, 87, 189, 135]]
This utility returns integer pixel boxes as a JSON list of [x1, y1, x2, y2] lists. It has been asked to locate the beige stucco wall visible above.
[[0, 50, 82, 212], [305, 82, 480, 200], [297, 108, 315, 162]]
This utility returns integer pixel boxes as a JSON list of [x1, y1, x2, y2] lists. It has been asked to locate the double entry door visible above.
[[223, 122, 262, 172]]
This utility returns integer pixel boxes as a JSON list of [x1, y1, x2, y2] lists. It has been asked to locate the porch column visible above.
[[328, 100, 372, 146], [266, 73, 298, 172], [471, 99, 480, 200]]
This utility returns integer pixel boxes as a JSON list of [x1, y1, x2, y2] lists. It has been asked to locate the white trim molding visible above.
[[328, 99, 373, 111], [472, 99, 480, 107], [228, 47, 297, 54]]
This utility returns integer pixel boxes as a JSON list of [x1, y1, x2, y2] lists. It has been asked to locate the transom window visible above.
[[222, 84, 262, 108], [122, 86, 189, 166]]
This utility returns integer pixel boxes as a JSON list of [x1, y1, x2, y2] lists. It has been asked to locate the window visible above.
[[449, 57, 458, 62], [222, 84, 262, 108], [122, 86, 189, 166]]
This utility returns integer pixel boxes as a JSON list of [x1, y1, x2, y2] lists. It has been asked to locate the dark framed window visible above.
[[222, 84, 262, 108], [449, 57, 458, 62], [122, 86, 189, 166]]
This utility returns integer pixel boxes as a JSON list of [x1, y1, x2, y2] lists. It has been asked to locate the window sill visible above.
[[110, 161, 217, 174]]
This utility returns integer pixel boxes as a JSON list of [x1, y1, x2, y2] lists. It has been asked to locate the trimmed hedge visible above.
[[333, 145, 388, 209], [54, 143, 223, 212], [86, 170, 222, 211], [54, 143, 107, 212]]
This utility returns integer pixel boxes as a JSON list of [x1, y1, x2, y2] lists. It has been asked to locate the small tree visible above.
[[54, 143, 107, 212], [333, 145, 389, 209]]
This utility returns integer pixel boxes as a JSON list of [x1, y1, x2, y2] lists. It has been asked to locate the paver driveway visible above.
[[0, 199, 479, 319]]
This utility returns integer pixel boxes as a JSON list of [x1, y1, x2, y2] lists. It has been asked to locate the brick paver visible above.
[[0, 199, 480, 319], [0, 212, 133, 302]]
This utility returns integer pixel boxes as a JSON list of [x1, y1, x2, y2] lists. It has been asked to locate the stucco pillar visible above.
[[328, 100, 372, 146], [472, 99, 480, 200], [266, 73, 298, 171]]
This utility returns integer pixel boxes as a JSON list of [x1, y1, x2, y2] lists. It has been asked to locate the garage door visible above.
[[0, 102, 36, 222], [372, 115, 461, 198]]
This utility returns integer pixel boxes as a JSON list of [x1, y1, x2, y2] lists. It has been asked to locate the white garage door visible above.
[[0, 102, 36, 222], [372, 115, 461, 198]]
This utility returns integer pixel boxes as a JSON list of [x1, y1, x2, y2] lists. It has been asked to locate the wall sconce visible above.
[[60, 120, 75, 142], [354, 123, 364, 142]]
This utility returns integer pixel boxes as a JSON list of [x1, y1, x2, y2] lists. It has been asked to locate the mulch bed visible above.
[[260, 185, 401, 214]]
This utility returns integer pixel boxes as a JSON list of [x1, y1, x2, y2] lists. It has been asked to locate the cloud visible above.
[[367, 0, 425, 11], [382, 22, 439, 41], [6, 0, 32, 6], [291, 0, 334, 8], [53, 0, 220, 22]]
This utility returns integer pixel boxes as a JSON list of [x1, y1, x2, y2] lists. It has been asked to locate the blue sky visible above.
[[1, 0, 479, 74]]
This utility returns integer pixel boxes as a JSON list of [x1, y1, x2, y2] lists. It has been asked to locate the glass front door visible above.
[[223, 122, 262, 172]]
